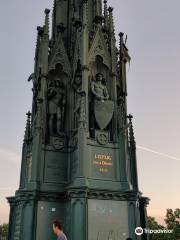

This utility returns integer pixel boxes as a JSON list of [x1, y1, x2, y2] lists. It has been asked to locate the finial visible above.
[[127, 114, 133, 122], [45, 8, 50, 15], [108, 6, 113, 13], [119, 32, 124, 45], [37, 26, 41, 32], [37, 26, 43, 36], [119, 32, 124, 37], [26, 111, 31, 119]]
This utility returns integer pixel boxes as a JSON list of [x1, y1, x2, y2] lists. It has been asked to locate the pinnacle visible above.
[[45, 8, 50, 14]]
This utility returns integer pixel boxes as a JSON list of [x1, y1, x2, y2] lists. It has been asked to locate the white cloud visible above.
[[0, 148, 20, 164]]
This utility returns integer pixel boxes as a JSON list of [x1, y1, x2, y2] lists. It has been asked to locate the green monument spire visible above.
[[7, 1, 149, 240]]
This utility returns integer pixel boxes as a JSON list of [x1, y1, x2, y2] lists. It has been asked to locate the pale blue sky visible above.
[[0, 0, 180, 224]]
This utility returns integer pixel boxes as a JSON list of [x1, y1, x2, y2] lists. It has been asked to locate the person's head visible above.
[[96, 73, 103, 82], [126, 238, 132, 240], [53, 220, 62, 235]]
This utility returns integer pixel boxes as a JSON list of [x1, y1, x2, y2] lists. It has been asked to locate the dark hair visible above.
[[126, 238, 132, 240], [53, 220, 62, 230]]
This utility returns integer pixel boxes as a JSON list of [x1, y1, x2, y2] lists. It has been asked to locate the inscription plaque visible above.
[[90, 148, 116, 180]]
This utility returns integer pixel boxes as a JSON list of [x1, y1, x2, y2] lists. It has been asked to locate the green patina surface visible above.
[[7, 1, 149, 240]]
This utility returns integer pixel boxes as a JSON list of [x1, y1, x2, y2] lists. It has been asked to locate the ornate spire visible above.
[[127, 114, 136, 148], [24, 111, 32, 143]]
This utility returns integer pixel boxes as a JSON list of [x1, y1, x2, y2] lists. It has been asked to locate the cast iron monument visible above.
[[7, 1, 149, 239]]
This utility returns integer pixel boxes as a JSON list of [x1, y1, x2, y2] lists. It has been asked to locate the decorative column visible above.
[[21, 197, 36, 240], [73, 0, 89, 187], [41, 9, 50, 142], [71, 196, 87, 240]]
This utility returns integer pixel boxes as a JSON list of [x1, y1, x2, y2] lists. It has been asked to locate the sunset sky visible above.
[[0, 0, 180, 225]]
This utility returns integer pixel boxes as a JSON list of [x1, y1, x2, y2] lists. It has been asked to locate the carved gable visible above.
[[88, 27, 111, 69], [49, 34, 71, 76]]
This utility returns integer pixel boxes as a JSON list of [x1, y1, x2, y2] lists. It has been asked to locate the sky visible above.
[[0, 0, 180, 225]]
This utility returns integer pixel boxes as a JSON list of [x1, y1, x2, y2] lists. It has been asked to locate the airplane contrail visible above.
[[137, 145, 180, 162]]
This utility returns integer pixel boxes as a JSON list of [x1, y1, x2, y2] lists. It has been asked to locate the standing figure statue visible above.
[[90, 73, 114, 131], [47, 78, 66, 136], [91, 73, 109, 102]]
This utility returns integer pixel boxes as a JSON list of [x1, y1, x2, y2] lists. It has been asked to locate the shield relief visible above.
[[94, 100, 114, 130]]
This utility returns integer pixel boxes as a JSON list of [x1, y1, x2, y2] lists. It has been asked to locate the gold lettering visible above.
[[102, 161, 113, 166], [94, 154, 112, 160]]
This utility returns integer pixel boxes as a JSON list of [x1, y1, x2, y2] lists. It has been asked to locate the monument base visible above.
[[8, 190, 149, 240]]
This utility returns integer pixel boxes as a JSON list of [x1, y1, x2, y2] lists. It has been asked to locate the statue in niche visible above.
[[91, 73, 109, 102], [91, 73, 114, 131], [47, 78, 66, 136]]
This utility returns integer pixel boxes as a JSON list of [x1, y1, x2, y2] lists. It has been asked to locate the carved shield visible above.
[[94, 100, 114, 130]]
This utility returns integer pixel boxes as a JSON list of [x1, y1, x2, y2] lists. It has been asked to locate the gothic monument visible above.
[[7, 0, 149, 239]]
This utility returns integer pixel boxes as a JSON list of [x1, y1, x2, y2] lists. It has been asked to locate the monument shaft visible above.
[[7, 1, 149, 240]]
